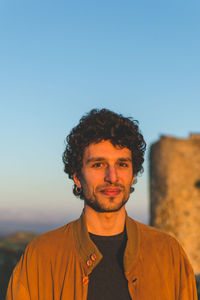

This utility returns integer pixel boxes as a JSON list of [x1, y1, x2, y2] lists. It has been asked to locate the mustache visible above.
[[96, 184, 125, 191]]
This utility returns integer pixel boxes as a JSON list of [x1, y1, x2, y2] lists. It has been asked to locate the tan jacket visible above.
[[6, 212, 198, 300]]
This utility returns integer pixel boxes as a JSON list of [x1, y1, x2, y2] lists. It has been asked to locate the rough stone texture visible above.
[[150, 134, 200, 274]]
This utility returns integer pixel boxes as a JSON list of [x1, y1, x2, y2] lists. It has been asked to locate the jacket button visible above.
[[90, 253, 97, 261], [82, 276, 89, 285], [86, 259, 92, 267]]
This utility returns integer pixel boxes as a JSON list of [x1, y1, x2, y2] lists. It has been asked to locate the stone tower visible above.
[[150, 134, 200, 273]]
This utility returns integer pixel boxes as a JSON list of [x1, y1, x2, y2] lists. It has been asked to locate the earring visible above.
[[75, 185, 82, 195], [130, 186, 135, 193]]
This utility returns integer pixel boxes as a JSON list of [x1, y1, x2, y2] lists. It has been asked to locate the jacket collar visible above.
[[124, 214, 140, 281], [73, 211, 139, 277]]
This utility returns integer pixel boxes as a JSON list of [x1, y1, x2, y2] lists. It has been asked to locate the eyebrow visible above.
[[86, 157, 132, 164]]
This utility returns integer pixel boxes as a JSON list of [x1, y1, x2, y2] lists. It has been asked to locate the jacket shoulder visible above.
[[25, 219, 77, 258], [134, 219, 177, 242], [128, 217, 183, 253]]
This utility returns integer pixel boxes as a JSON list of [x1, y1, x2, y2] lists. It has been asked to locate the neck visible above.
[[84, 205, 126, 236]]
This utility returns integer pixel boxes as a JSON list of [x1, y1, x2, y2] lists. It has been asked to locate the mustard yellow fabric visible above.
[[6, 212, 198, 300]]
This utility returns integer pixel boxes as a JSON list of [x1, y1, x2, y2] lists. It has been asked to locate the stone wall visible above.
[[150, 134, 200, 273]]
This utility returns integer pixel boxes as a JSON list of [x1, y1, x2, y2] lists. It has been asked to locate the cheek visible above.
[[84, 171, 101, 184], [81, 175, 95, 191], [122, 172, 134, 182]]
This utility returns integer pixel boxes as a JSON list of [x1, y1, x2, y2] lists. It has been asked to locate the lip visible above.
[[100, 188, 121, 196]]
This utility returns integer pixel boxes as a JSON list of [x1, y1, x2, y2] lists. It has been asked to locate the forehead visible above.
[[83, 140, 132, 161]]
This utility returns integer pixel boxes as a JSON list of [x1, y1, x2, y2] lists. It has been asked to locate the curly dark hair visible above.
[[62, 108, 146, 198]]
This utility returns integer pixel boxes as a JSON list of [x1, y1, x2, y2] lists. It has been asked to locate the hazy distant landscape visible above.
[[0, 220, 65, 237], [0, 232, 37, 299]]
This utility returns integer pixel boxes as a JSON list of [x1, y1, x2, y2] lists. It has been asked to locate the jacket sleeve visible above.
[[175, 241, 198, 300], [6, 253, 31, 300], [171, 238, 198, 300]]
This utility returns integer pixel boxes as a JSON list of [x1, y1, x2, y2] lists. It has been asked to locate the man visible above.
[[6, 109, 197, 299]]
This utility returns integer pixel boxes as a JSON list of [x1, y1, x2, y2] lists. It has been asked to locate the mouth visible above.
[[100, 188, 121, 196]]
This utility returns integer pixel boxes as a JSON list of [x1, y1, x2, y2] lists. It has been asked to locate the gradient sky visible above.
[[1, 0, 200, 233]]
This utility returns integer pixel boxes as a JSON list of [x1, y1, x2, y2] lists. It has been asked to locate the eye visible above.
[[118, 162, 129, 167], [91, 162, 103, 168]]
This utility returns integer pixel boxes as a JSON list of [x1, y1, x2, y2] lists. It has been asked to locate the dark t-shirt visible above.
[[87, 231, 131, 300]]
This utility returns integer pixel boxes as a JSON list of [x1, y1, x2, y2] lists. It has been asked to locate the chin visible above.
[[84, 197, 127, 213]]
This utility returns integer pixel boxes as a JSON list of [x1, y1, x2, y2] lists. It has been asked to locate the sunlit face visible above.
[[73, 140, 135, 213]]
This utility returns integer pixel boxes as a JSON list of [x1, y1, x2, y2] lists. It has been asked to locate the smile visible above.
[[100, 188, 121, 196]]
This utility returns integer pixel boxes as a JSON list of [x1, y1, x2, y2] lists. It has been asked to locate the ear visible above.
[[131, 175, 135, 185], [73, 173, 82, 189]]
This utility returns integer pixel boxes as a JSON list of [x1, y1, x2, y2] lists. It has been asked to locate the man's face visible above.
[[73, 140, 135, 212]]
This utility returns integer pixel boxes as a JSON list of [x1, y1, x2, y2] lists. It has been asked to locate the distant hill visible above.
[[0, 231, 37, 251], [0, 231, 37, 300]]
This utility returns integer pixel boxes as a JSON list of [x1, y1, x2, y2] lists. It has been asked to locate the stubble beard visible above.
[[83, 186, 131, 213]]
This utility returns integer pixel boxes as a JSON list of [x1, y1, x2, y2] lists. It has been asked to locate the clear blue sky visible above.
[[1, 0, 200, 233]]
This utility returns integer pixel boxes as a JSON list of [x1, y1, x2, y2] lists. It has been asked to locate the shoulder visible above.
[[134, 219, 195, 269], [128, 217, 183, 253], [134, 218, 176, 240], [130, 219, 195, 271], [24, 219, 77, 259]]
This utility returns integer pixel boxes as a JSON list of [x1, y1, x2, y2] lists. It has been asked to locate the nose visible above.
[[104, 165, 118, 184]]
